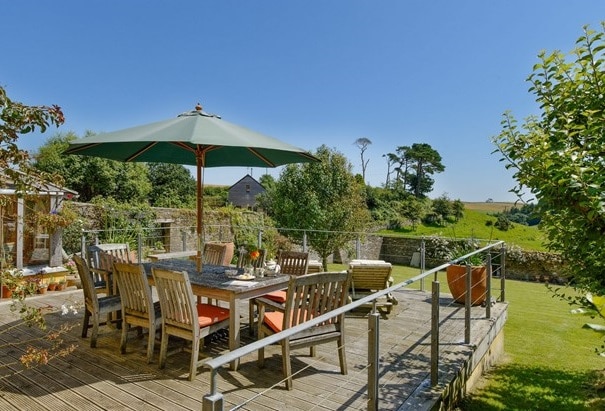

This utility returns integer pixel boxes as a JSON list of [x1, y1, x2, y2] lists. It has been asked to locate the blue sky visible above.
[[3, 1, 605, 202]]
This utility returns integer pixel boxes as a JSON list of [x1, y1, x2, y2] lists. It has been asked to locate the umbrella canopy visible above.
[[64, 104, 319, 270]]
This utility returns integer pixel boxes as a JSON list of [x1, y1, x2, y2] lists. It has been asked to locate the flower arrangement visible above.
[[249, 249, 260, 261]]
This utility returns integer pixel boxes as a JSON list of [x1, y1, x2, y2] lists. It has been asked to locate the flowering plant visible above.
[[64, 259, 76, 275], [249, 249, 260, 261]]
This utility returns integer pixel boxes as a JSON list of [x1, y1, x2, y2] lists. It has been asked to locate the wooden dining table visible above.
[[142, 259, 290, 370]]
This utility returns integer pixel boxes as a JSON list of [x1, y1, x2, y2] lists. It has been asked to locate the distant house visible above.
[[228, 174, 265, 209]]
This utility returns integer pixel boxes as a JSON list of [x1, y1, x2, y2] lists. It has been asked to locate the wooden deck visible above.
[[0, 286, 507, 410]]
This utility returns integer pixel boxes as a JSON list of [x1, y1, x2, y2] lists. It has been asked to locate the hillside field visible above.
[[382, 201, 545, 251]]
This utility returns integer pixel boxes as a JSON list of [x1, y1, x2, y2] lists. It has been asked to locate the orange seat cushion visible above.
[[262, 290, 287, 303], [196, 303, 230, 327], [263, 310, 315, 334], [263, 311, 284, 333]]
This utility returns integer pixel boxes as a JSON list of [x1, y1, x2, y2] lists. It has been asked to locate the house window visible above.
[[245, 184, 250, 193]]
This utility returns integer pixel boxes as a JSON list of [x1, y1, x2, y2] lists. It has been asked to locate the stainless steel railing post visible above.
[[431, 280, 440, 386]]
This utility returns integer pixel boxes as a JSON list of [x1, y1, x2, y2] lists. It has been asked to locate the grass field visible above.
[[382, 203, 546, 251], [460, 279, 605, 410]]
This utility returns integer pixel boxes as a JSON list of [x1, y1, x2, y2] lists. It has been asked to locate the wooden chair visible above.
[[151, 267, 230, 381], [278, 250, 310, 276], [202, 243, 228, 265], [236, 248, 266, 269], [88, 243, 133, 295], [257, 271, 351, 390], [113, 261, 162, 363], [73, 254, 122, 348], [347, 260, 397, 316], [248, 250, 309, 334]]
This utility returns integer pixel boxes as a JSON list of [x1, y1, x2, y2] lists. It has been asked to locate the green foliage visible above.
[[202, 185, 228, 208], [267, 145, 371, 266], [34, 131, 152, 204], [0, 86, 65, 193], [148, 163, 196, 208], [431, 194, 455, 224], [493, 23, 605, 294], [382, 204, 546, 251], [385, 143, 445, 198], [494, 214, 512, 231], [89, 197, 157, 249], [424, 235, 484, 265]]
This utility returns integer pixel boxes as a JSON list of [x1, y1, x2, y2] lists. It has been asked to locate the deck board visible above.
[[0, 285, 506, 410]]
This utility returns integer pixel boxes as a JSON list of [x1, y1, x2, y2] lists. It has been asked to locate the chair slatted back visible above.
[[89, 243, 132, 267], [152, 267, 198, 336], [277, 250, 309, 276], [88, 243, 133, 292], [237, 248, 266, 269], [73, 254, 98, 312], [203, 243, 227, 266], [152, 267, 230, 380], [113, 262, 153, 319], [283, 271, 350, 330]]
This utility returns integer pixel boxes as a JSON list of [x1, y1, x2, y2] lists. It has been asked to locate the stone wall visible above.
[[71, 203, 566, 281]]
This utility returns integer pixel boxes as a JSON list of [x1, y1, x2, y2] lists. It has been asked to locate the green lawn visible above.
[[460, 279, 605, 410], [330, 262, 605, 409]]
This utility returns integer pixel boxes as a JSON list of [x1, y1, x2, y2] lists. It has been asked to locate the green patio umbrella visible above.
[[64, 104, 319, 271]]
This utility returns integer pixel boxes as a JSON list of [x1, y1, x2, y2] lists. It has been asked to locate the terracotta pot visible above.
[[37, 286, 48, 294], [47, 283, 58, 291], [56, 282, 67, 291], [1, 285, 12, 299], [446, 264, 487, 306]]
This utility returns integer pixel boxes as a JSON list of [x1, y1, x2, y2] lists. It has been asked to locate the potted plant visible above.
[[0, 269, 23, 299], [37, 282, 48, 294], [445, 239, 487, 306], [47, 276, 58, 291], [56, 278, 67, 291]]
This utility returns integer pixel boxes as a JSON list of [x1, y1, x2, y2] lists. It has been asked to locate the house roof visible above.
[[0, 168, 78, 198], [228, 174, 264, 190]]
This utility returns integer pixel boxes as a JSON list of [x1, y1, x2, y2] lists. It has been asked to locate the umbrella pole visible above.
[[196, 154, 203, 272]]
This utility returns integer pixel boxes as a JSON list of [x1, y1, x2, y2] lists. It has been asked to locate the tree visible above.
[[452, 199, 465, 222], [387, 145, 411, 191], [406, 143, 445, 198], [34, 132, 151, 203], [0, 86, 64, 192], [354, 137, 372, 183], [148, 163, 196, 208], [432, 194, 453, 224], [267, 145, 370, 269], [0, 86, 76, 369], [493, 24, 605, 293], [258, 173, 276, 191], [382, 153, 398, 187], [400, 196, 425, 230], [386, 143, 444, 197]]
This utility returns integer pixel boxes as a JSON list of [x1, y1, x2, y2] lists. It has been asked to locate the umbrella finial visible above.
[[195, 103, 202, 111]]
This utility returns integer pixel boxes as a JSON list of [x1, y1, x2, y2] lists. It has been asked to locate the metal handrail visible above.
[[201, 241, 505, 410]]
